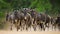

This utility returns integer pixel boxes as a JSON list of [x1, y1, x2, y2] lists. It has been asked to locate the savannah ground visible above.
[[0, 30, 60, 34]]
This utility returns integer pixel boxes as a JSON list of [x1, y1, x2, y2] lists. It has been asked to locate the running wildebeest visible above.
[[17, 9, 26, 31], [6, 11, 15, 30], [21, 8, 32, 31], [35, 13, 45, 31], [27, 9, 39, 31], [38, 13, 51, 30], [6, 10, 22, 31], [55, 16, 60, 31], [27, 9, 45, 31], [50, 17, 56, 30]]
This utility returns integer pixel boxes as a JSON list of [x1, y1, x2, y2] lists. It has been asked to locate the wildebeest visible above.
[[21, 8, 32, 31], [6, 11, 15, 30], [55, 16, 60, 31], [6, 10, 23, 31], [38, 13, 52, 30], [27, 9, 45, 31], [50, 17, 56, 30], [27, 9, 40, 31], [17, 9, 26, 31], [35, 13, 45, 31]]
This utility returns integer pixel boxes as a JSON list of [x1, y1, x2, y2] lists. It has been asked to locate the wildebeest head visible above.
[[6, 11, 15, 22], [29, 9, 37, 18], [14, 10, 18, 16], [39, 13, 46, 22], [55, 16, 60, 24]]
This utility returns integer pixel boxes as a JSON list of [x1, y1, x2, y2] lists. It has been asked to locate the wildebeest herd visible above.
[[6, 8, 60, 31]]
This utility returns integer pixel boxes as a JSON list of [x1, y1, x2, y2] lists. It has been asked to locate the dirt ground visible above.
[[0, 30, 60, 34]]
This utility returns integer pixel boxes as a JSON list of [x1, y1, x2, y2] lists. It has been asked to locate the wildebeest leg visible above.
[[52, 23, 55, 31], [19, 20, 23, 31], [42, 24, 45, 31], [14, 19, 19, 31], [39, 23, 45, 31], [26, 25, 28, 31], [33, 26, 36, 31], [45, 22, 49, 30], [24, 19, 28, 31], [17, 19, 20, 31], [26, 20, 29, 31], [33, 20, 37, 31], [15, 20, 18, 31], [54, 24, 57, 31], [22, 20, 25, 30], [47, 23, 49, 31], [50, 19, 53, 30], [58, 24, 60, 31], [17, 25, 20, 31], [21, 20, 25, 31], [59, 27, 60, 31], [52, 23, 54, 31], [10, 20, 13, 30], [28, 21, 32, 31], [25, 20, 28, 31]]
